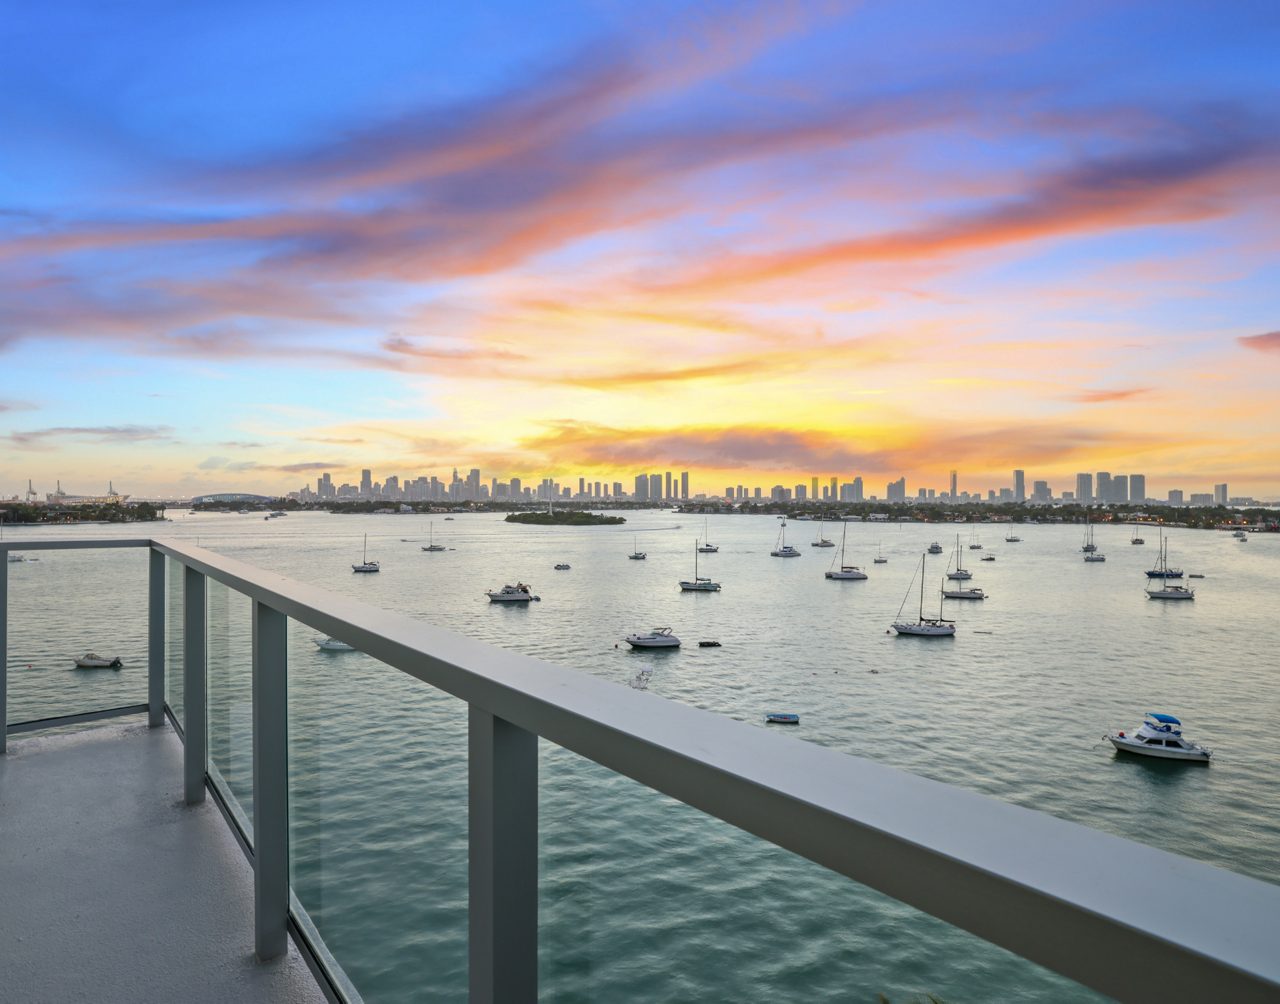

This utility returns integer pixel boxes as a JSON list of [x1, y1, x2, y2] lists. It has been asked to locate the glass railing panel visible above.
[[165, 555, 184, 728], [288, 617, 469, 1003], [538, 742, 1117, 1004], [5, 545, 149, 726], [206, 578, 254, 840]]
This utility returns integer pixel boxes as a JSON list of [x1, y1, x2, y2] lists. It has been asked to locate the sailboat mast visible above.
[[918, 554, 925, 619]]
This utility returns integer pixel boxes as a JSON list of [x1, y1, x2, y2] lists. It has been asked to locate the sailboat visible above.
[[629, 534, 647, 560], [874, 542, 887, 564], [1131, 526, 1145, 545], [771, 520, 801, 557], [679, 539, 722, 591], [945, 535, 972, 579], [968, 528, 983, 549], [1146, 532, 1194, 600], [1083, 517, 1105, 561], [825, 522, 867, 579], [698, 518, 718, 552], [352, 534, 379, 572], [1005, 527, 1021, 542], [421, 522, 445, 551], [811, 515, 835, 547], [892, 554, 956, 635]]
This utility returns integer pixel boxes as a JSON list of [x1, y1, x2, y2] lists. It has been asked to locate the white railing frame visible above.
[[2, 537, 1279, 1004]]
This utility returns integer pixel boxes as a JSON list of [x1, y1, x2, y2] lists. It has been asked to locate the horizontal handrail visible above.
[[0, 538, 152, 550], [7, 536, 1280, 1002], [7, 703, 150, 735]]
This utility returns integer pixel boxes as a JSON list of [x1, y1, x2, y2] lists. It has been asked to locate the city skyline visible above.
[[3, 2, 1279, 499]]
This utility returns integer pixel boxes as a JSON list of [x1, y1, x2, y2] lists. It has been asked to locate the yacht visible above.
[[1231, 529, 1246, 538], [314, 637, 356, 651], [7, 553, 25, 563], [945, 535, 972, 580], [1106, 713, 1211, 761], [771, 521, 801, 557], [352, 534, 380, 573], [891, 554, 956, 636], [1084, 551, 1106, 562], [679, 540, 721, 591], [1146, 533, 1193, 600], [825, 522, 867, 579], [697, 518, 719, 552], [486, 583, 534, 602], [625, 627, 681, 648], [422, 522, 445, 551], [942, 581, 986, 599], [980, 554, 995, 561], [927, 542, 944, 554]]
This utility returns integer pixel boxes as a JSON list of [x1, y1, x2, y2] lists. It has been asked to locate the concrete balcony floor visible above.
[[0, 722, 327, 1004]]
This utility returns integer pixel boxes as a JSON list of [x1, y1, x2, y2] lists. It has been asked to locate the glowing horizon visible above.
[[3, 1, 1279, 501]]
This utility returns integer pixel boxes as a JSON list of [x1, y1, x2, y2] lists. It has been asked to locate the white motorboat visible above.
[[239, 509, 250, 514], [945, 535, 972, 579], [1106, 713, 1211, 761], [315, 637, 356, 651], [927, 542, 944, 554], [486, 583, 534, 602], [75, 653, 122, 668], [698, 518, 719, 552], [629, 534, 646, 560], [1231, 529, 1245, 538], [825, 522, 867, 579], [422, 522, 446, 551], [679, 540, 721, 591], [1146, 533, 1193, 599], [891, 554, 956, 636], [625, 627, 681, 648], [352, 533, 380, 573], [771, 521, 801, 557]]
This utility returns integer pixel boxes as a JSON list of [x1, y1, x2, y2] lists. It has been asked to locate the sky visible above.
[[2, 0, 1279, 501]]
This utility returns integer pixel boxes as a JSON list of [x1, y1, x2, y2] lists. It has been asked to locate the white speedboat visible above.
[[771, 521, 801, 557], [825, 522, 867, 579], [486, 583, 534, 602], [1232, 530, 1245, 538], [315, 636, 356, 651], [625, 627, 681, 648], [352, 533, 380, 572], [927, 542, 944, 554], [1106, 713, 1211, 761], [422, 522, 446, 551], [679, 540, 721, 591], [891, 554, 956, 636], [75, 653, 122, 668], [1146, 533, 1193, 599]]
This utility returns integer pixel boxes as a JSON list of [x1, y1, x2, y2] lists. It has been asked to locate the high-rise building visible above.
[[466, 469, 481, 501], [635, 475, 649, 502], [1096, 472, 1112, 504], [917, 488, 927, 498], [1215, 483, 1228, 504], [594, 481, 601, 497], [770, 485, 785, 501], [726, 487, 735, 499], [811, 476, 819, 499], [795, 485, 807, 501], [384, 475, 400, 499], [1189, 493, 1213, 505], [1014, 470, 1025, 502], [886, 477, 906, 501], [510, 477, 522, 497], [830, 477, 838, 498], [1032, 480, 1050, 502], [680, 472, 688, 499], [1167, 489, 1183, 505], [999, 488, 1012, 501], [665, 472, 672, 499], [1129, 475, 1145, 502], [1113, 475, 1128, 504], [649, 474, 662, 501], [612, 482, 623, 498], [949, 470, 957, 498], [853, 476, 863, 502], [1076, 473, 1093, 504], [360, 469, 372, 495], [754, 487, 762, 498]]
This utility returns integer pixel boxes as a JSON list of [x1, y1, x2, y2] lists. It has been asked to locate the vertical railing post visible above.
[[252, 600, 289, 961], [183, 564, 206, 804], [0, 555, 8, 755], [148, 547, 165, 728], [469, 706, 537, 1004]]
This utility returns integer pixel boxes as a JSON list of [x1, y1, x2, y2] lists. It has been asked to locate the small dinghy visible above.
[[698, 640, 721, 647], [314, 637, 355, 651], [1106, 713, 1211, 762], [765, 713, 799, 725], [554, 563, 571, 570], [980, 554, 995, 561], [75, 653, 122, 669]]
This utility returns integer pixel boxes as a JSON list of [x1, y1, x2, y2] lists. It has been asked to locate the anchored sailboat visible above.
[[421, 522, 445, 551], [825, 522, 867, 579], [771, 520, 801, 557], [1146, 531, 1194, 600], [811, 515, 835, 547], [892, 554, 956, 635], [698, 518, 718, 552], [352, 534, 380, 572], [945, 535, 972, 580], [679, 539, 722, 591]]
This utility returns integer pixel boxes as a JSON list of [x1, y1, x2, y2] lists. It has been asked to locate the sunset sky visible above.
[[3, 0, 1279, 500]]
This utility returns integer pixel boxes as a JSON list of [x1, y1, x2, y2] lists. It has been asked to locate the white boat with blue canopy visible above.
[[1106, 713, 1212, 761]]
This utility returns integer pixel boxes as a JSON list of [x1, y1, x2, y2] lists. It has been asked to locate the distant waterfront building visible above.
[[999, 488, 1013, 502], [1032, 480, 1050, 502], [771, 485, 785, 501], [1096, 472, 1112, 504], [1062, 491, 1075, 501], [1014, 470, 1025, 502], [795, 485, 807, 501], [1129, 475, 1146, 502], [681, 472, 689, 499], [830, 476, 838, 498], [510, 477, 522, 497], [360, 470, 372, 495], [949, 470, 957, 498], [1112, 475, 1128, 503], [649, 474, 662, 502], [1167, 489, 1184, 505], [811, 476, 819, 499], [1076, 473, 1093, 504], [665, 472, 672, 499], [613, 482, 623, 498], [1215, 483, 1228, 504], [192, 492, 274, 504], [635, 475, 649, 502], [917, 488, 927, 499], [1189, 493, 1214, 506], [725, 487, 735, 499], [886, 477, 906, 501]]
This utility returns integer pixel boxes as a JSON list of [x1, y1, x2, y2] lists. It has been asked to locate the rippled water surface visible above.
[[6, 512, 1279, 1003]]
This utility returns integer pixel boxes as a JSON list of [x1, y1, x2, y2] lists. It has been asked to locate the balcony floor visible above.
[[0, 722, 328, 1004]]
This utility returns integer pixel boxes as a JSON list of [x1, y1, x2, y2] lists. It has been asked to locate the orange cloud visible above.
[[1239, 330, 1280, 352], [1067, 388, 1152, 403]]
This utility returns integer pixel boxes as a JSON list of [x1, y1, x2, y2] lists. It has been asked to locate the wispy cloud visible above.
[[218, 440, 264, 448], [4, 425, 176, 449], [1067, 387, 1152, 403], [1239, 330, 1280, 353], [0, 400, 38, 413]]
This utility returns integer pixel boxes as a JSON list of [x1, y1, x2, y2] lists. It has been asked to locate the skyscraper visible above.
[[510, 477, 521, 497], [854, 477, 864, 502], [579, 477, 585, 497], [681, 472, 689, 499], [1129, 475, 1145, 502], [467, 469, 481, 500], [887, 477, 906, 501], [665, 472, 672, 499], [830, 476, 838, 498], [1215, 483, 1228, 504], [1076, 473, 1093, 504], [1013, 470, 1025, 502], [1167, 489, 1183, 505], [360, 469, 372, 495], [1113, 475, 1128, 503], [634, 475, 649, 501], [754, 487, 761, 498], [1096, 472, 1112, 504], [1032, 480, 1049, 502], [949, 470, 957, 499], [649, 474, 662, 501], [795, 484, 807, 500], [811, 476, 819, 499]]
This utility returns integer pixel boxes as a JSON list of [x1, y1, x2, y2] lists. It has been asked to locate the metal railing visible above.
[[2, 536, 1280, 1004]]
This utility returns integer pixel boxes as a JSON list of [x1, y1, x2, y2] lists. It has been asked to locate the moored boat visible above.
[[625, 627, 680, 648], [825, 522, 867, 579], [1106, 713, 1211, 761], [75, 653, 122, 668], [314, 636, 356, 651], [486, 583, 534, 602], [891, 554, 956, 636]]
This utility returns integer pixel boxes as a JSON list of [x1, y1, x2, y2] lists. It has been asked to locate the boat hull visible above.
[[678, 581, 721, 591], [892, 622, 955, 636], [1108, 737, 1210, 761], [942, 590, 985, 599], [625, 638, 680, 648], [825, 570, 867, 579], [771, 549, 801, 557], [1146, 589, 1194, 600], [487, 593, 532, 602], [945, 571, 972, 580]]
